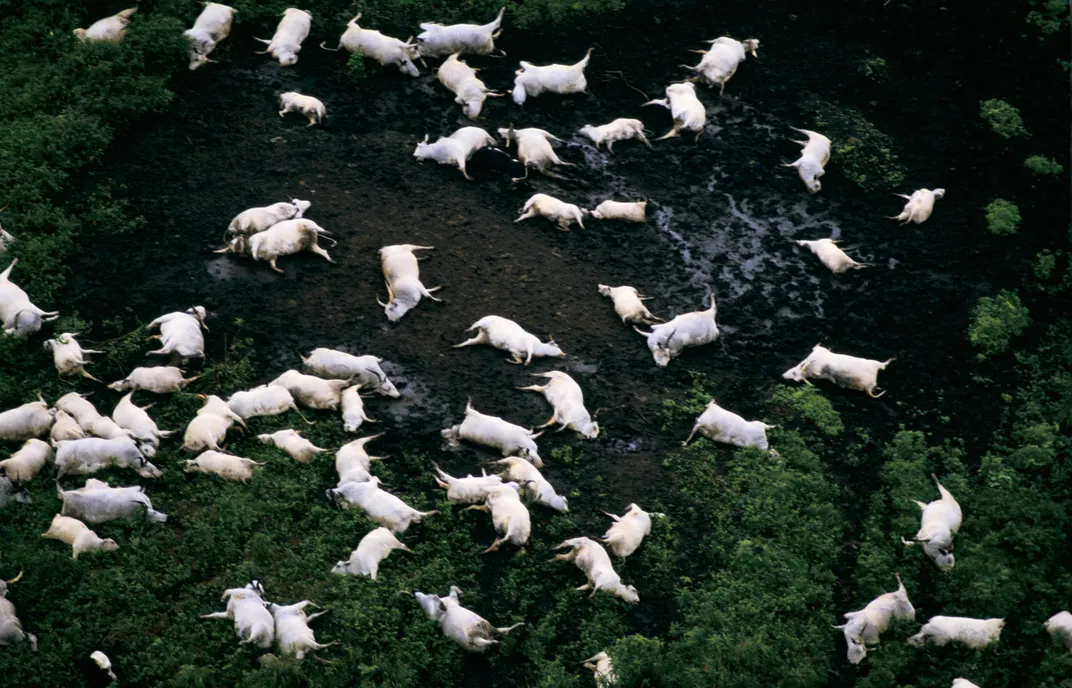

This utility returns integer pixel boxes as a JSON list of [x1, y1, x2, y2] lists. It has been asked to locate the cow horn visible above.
[[376, 295, 389, 308], [6, 569, 23, 584]]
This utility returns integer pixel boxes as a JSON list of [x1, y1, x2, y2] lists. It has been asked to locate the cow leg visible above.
[[452, 334, 485, 349]]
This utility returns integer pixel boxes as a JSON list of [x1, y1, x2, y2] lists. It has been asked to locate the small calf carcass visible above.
[[254, 8, 311, 66], [270, 600, 337, 660], [230, 219, 335, 274], [489, 456, 568, 512], [514, 193, 586, 230], [591, 200, 647, 223], [108, 366, 199, 394], [182, 394, 247, 453], [300, 349, 401, 397], [900, 473, 962, 571], [58, 478, 168, 524], [834, 574, 915, 664], [279, 92, 325, 126], [226, 199, 310, 238], [185, 451, 264, 482], [499, 127, 573, 181], [321, 14, 420, 77], [907, 616, 1005, 650], [642, 83, 707, 143], [432, 462, 503, 504], [336, 434, 385, 485], [454, 315, 565, 365], [257, 428, 327, 463], [795, 238, 868, 273], [413, 126, 495, 180], [50, 410, 85, 444], [551, 537, 639, 603], [441, 399, 544, 466], [73, 7, 136, 43], [227, 384, 304, 420], [0, 259, 59, 337], [379, 244, 442, 322], [1045, 611, 1072, 653], [0, 396, 53, 442], [783, 344, 894, 398], [601, 503, 662, 558], [90, 651, 117, 683], [783, 127, 831, 193], [0, 439, 53, 483], [331, 527, 410, 579], [43, 333, 103, 382], [518, 370, 598, 438], [328, 478, 437, 534], [0, 569, 36, 651], [682, 37, 759, 95], [341, 386, 376, 433], [598, 284, 661, 325], [513, 48, 592, 105], [270, 369, 348, 410], [41, 514, 118, 560], [634, 293, 719, 367], [890, 188, 946, 224], [578, 118, 652, 153], [147, 306, 208, 361], [582, 652, 618, 688], [437, 53, 504, 119], [186, 3, 237, 70], [54, 436, 161, 479], [201, 581, 274, 649], [415, 585, 522, 652], [683, 399, 774, 451], [113, 392, 172, 457], [416, 7, 506, 58]]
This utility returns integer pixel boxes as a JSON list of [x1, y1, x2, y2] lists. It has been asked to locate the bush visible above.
[[770, 386, 843, 437], [346, 51, 367, 81], [1024, 155, 1064, 176], [856, 56, 888, 81], [979, 99, 1029, 138], [1027, 0, 1069, 34], [985, 198, 1022, 235], [968, 290, 1031, 356], [812, 101, 905, 191]]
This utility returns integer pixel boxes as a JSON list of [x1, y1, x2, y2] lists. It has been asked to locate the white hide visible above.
[[642, 83, 707, 142], [200, 581, 274, 649], [890, 188, 946, 224], [441, 400, 544, 466], [279, 92, 325, 126], [335, 434, 384, 485], [683, 37, 759, 94], [490, 456, 568, 513], [416, 7, 505, 58], [42, 333, 103, 382], [244, 219, 335, 273], [108, 366, 200, 393], [331, 527, 410, 579], [512, 48, 592, 105], [551, 537, 639, 603], [0, 570, 37, 651], [379, 244, 441, 322], [518, 370, 598, 438], [1045, 611, 1072, 653], [634, 293, 719, 367], [54, 392, 100, 428], [431, 462, 504, 504], [58, 478, 168, 524], [322, 14, 420, 77], [258, 429, 327, 463], [414, 586, 522, 653], [412, 126, 495, 180], [147, 306, 208, 360], [50, 410, 85, 445], [270, 369, 348, 410], [41, 514, 118, 560], [582, 652, 618, 688], [301, 349, 401, 397], [454, 315, 565, 365], [468, 483, 530, 553], [0, 259, 59, 338], [270, 600, 335, 659], [227, 384, 302, 420], [185, 451, 264, 482], [90, 651, 117, 682], [514, 193, 586, 230], [951, 681, 982, 688], [578, 118, 652, 152], [113, 391, 172, 456], [683, 399, 774, 451], [340, 386, 376, 434], [54, 436, 160, 479], [598, 284, 662, 325], [782, 344, 894, 398], [901, 474, 963, 571], [226, 199, 310, 237], [186, 3, 237, 70], [74, 7, 137, 43], [182, 394, 247, 453], [835, 574, 915, 664], [498, 127, 573, 179], [255, 8, 311, 66], [907, 616, 1005, 649], [783, 128, 832, 193], [0, 397, 53, 441], [0, 440, 53, 483], [327, 478, 436, 534], [437, 53, 502, 119], [591, 200, 647, 223], [601, 503, 661, 558], [795, 238, 868, 273]]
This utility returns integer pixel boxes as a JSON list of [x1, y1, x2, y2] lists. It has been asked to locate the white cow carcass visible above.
[[321, 13, 420, 76], [279, 92, 325, 127], [185, 451, 264, 482], [74, 7, 137, 43], [300, 349, 401, 397], [42, 333, 103, 382], [41, 514, 119, 560], [0, 396, 53, 441], [512, 48, 592, 105], [228, 219, 335, 274], [54, 392, 100, 429], [795, 238, 869, 273], [182, 394, 247, 453], [1045, 611, 1072, 653], [683, 399, 774, 451], [454, 315, 565, 365], [257, 428, 327, 463], [414, 585, 522, 653], [591, 200, 647, 223], [907, 616, 1005, 650], [578, 118, 652, 153], [682, 37, 759, 95], [186, 3, 237, 70], [0, 439, 54, 483], [50, 410, 85, 444], [490, 456, 568, 512], [582, 652, 618, 688], [327, 478, 437, 534], [378, 244, 442, 322], [783, 128, 831, 193], [270, 369, 348, 410], [441, 399, 544, 466], [783, 344, 894, 398], [270, 600, 336, 659], [54, 436, 161, 479], [551, 537, 639, 603], [58, 478, 168, 524], [514, 193, 587, 230], [601, 503, 662, 558], [517, 370, 598, 438], [413, 126, 495, 180], [466, 483, 531, 553], [226, 199, 310, 238], [340, 386, 377, 433], [331, 527, 410, 579], [254, 8, 311, 66], [335, 434, 385, 485], [227, 384, 304, 420], [201, 581, 274, 649], [108, 366, 200, 394], [416, 7, 506, 58], [0, 569, 36, 651], [634, 293, 719, 367], [951, 681, 982, 688], [0, 259, 59, 338], [147, 306, 208, 361], [431, 462, 504, 504], [890, 188, 946, 224], [834, 574, 915, 664], [90, 651, 117, 682], [598, 284, 662, 325], [437, 53, 504, 119], [900, 473, 962, 570], [113, 392, 172, 457], [642, 83, 707, 142], [498, 127, 574, 180]]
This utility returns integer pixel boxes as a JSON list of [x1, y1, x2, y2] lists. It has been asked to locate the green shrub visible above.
[[1027, 0, 1069, 34], [979, 99, 1029, 138], [1033, 250, 1058, 280], [968, 289, 1031, 356], [856, 56, 888, 81], [346, 51, 367, 81], [985, 198, 1022, 235], [1024, 155, 1064, 176], [769, 386, 843, 437], [812, 101, 905, 191]]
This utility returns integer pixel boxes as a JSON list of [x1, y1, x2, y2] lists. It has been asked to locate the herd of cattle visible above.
[[0, 3, 1066, 686]]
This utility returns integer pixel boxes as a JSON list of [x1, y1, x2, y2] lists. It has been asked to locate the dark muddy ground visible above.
[[67, 0, 1068, 659]]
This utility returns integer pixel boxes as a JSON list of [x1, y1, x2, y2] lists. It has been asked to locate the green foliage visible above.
[[660, 371, 711, 429], [979, 98, 1030, 138], [968, 290, 1031, 356], [985, 198, 1022, 235], [346, 51, 368, 81], [1026, 0, 1069, 34], [769, 385, 843, 437], [812, 101, 906, 191], [1034, 249, 1058, 280], [856, 56, 888, 81], [1024, 154, 1064, 176]]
